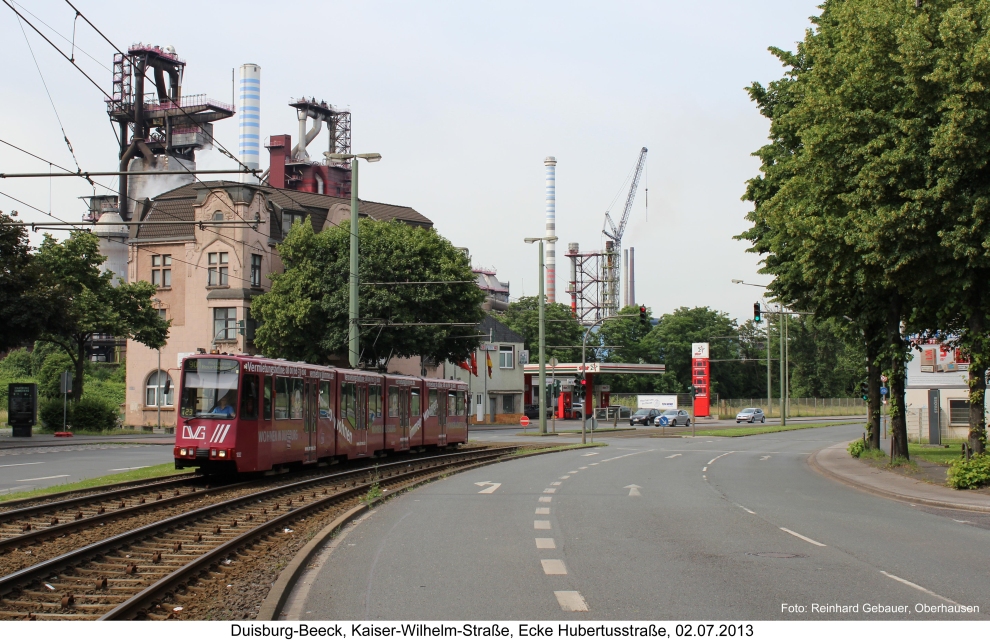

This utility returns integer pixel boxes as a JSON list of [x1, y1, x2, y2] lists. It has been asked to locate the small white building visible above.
[[905, 340, 987, 442]]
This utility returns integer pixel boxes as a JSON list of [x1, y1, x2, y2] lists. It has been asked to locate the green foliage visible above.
[[947, 454, 990, 490], [0, 349, 33, 380], [38, 397, 66, 432], [70, 398, 120, 432], [848, 438, 867, 458], [252, 219, 485, 367], [500, 297, 584, 363], [787, 317, 865, 397], [0, 211, 56, 352], [37, 352, 74, 399]]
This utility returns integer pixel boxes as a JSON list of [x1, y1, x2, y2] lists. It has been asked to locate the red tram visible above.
[[172, 355, 469, 473]]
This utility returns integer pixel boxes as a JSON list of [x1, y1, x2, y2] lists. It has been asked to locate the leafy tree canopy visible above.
[[499, 297, 584, 363], [0, 211, 55, 352], [252, 219, 485, 368]]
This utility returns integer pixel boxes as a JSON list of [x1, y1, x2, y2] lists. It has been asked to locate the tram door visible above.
[[303, 380, 318, 463], [398, 386, 411, 449], [437, 391, 448, 447], [356, 384, 368, 457]]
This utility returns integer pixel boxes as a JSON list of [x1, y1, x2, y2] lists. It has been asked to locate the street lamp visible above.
[[525, 235, 557, 435], [325, 152, 382, 368]]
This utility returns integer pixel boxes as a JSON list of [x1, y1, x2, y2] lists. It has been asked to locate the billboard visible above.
[[906, 341, 969, 389], [637, 395, 678, 410]]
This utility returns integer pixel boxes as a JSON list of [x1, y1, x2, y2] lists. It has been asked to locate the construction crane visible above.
[[602, 146, 648, 316]]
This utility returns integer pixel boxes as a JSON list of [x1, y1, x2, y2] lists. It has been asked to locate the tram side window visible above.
[[429, 390, 438, 418], [369, 385, 381, 421], [319, 381, 331, 418], [388, 386, 399, 418], [342, 383, 356, 428], [448, 391, 458, 417], [411, 389, 421, 417], [275, 377, 290, 419], [263, 376, 272, 420], [291, 378, 304, 419], [240, 374, 259, 420], [455, 390, 465, 416]]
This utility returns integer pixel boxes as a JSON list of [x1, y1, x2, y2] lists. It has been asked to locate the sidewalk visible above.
[[811, 440, 990, 513]]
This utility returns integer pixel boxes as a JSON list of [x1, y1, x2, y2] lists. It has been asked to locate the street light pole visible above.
[[538, 239, 547, 435], [779, 305, 786, 426], [349, 158, 360, 368]]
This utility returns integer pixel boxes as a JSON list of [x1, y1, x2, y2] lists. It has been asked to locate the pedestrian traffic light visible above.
[[859, 382, 868, 401], [639, 305, 649, 326], [754, 303, 761, 323]]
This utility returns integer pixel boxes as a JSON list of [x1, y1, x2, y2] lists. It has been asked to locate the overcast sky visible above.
[[1, 0, 822, 325]]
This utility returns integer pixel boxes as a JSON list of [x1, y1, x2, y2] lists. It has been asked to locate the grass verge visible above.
[[515, 427, 630, 436], [909, 441, 965, 466], [692, 420, 861, 438], [514, 442, 607, 456], [0, 462, 184, 503]]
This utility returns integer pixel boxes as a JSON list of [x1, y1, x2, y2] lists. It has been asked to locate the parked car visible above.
[[736, 408, 765, 423], [524, 404, 553, 420], [654, 408, 690, 427], [630, 408, 661, 426]]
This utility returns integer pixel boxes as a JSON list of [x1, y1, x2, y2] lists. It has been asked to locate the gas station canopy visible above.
[[523, 363, 665, 376]]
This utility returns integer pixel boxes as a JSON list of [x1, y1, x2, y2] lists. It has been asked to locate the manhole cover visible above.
[[747, 552, 807, 559]]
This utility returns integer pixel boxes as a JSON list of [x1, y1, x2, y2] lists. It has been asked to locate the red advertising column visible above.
[[691, 342, 711, 417]]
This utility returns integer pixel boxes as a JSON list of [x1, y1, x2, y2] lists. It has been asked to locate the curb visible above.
[[808, 443, 990, 514], [256, 443, 600, 620]]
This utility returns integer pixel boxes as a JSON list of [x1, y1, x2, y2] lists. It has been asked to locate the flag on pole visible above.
[[457, 358, 471, 372], [486, 351, 493, 378], [470, 353, 478, 376]]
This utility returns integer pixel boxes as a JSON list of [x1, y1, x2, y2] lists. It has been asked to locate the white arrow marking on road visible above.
[[760, 455, 771, 461], [665, 454, 682, 459], [474, 481, 501, 494], [625, 484, 642, 497]]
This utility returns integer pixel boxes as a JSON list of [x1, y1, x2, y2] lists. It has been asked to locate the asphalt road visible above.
[[291, 425, 989, 620], [0, 443, 175, 495]]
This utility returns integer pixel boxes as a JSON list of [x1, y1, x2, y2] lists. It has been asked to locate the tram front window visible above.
[[180, 358, 240, 419]]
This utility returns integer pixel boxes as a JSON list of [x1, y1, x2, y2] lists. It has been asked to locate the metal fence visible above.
[[903, 407, 969, 443], [719, 397, 866, 419]]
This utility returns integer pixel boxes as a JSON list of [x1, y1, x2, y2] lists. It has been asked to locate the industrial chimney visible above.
[[544, 156, 557, 303], [239, 64, 261, 181]]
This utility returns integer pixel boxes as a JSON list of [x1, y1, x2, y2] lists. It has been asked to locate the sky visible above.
[[0, 0, 823, 325]]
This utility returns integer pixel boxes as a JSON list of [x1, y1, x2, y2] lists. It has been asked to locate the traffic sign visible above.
[[880, 375, 888, 383], [520, 415, 530, 427], [880, 386, 889, 396], [658, 416, 669, 427]]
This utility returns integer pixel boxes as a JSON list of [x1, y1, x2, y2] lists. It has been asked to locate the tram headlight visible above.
[[179, 448, 187, 456], [218, 450, 227, 458]]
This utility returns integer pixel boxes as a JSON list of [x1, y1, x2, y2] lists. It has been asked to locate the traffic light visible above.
[[639, 305, 649, 326], [859, 382, 868, 401], [754, 303, 762, 323], [579, 378, 587, 388], [688, 384, 695, 395]]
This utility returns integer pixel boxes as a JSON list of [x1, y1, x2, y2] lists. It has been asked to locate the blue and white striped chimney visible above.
[[238, 64, 261, 181], [544, 156, 557, 303]]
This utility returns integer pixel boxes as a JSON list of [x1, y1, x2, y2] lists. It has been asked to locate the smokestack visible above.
[[629, 247, 635, 307], [239, 64, 261, 181], [544, 156, 557, 303], [623, 249, 629, 307]]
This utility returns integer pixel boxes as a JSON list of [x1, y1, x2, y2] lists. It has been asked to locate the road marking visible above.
[[543, 488, 557, 494], [601, 449, 656, 463], [474, 481, 502, 494], [16, 475, 69, 482], [568, 471, 578, 474], [880, 571, 962, 606], [590, 463, 599, 466], [582, 452, 599, 457], [108, 466, 147, 472], [535, 508, 550, 514], [737, 504, 756, 515], [555, 590, 589, 612], [534, 520, 552, 530], [0, 462, 44, 468], [780, 528, 826, 547], [535, 538, 556, 549], [953, 519, 972, 524], [760, 456, 771, 461], [707, 452, 735, 465], [665, 454, 682, 459], [702, 467, 707, 472], [539, 497, 553, 502], [579, 466, 588, 470], [0, 485, 29, 494], [541, 559, 567, 575], [625, 484, 642, 497], [559, 475, 570, 479], [551, 481, 562, 486]]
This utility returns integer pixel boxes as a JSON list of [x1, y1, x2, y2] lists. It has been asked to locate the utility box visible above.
[[8, 383, 38, 438]]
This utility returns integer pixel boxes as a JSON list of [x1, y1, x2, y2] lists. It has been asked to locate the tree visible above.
[[0, 211, 54, 352], [34, 231, 169, 402], [499, 297, 584, 363], [252, 219, 485, 368]]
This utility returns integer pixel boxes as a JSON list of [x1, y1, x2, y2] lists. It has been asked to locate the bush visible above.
[[70, 398, 120, 432], [38, 397, 68, 432], [38, 352, 74, 399], [848, 438, 866, 458], [947, 454, 990, 490]]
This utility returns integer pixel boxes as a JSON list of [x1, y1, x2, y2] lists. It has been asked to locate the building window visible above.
[[213, 307, 237, 340], [145, 370, 173, 407], [282, 212, 305, 234], [213, 210, 224, 222], [499, 345, 514, 369], [151, 255, 171, 288], [157, 308, 167, 320], [949, 399, 970, 425], [502, 394, 516, 414], [250, 254, 262, 288], [208, 252, 229, 287]]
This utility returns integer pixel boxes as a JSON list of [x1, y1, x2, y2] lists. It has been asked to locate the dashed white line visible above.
[[0, 462, 44, 468], [554, 591, 589, 612], [582, 452, 599, 457], [737, 505, 756, 515], [539, 496, 553, 503], [880, 571, 962, 606], [589, 463, 599, 466], [108, 466, 146, 472], [702, 467, 707, 472], [953, 519, 972, 524], [535, 538, 556, 549], [560, 476, 570, 479], [568, 471, 578, 474], [16, 475, 69, 482], [665, 454, 682, 459], [534, 520, 552, 530], [551, 481, 562, 486], [780, 528, 826, 547], [760, 456, 771, 461], [535, 508, 550, 514], [579, 466, 588, 470], [543, 488, 557, 494], [541, 559, 567, 575]]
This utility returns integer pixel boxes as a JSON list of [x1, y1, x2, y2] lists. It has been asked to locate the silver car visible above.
[[736, 407, 765, 423], [653, 409, 690, 427]]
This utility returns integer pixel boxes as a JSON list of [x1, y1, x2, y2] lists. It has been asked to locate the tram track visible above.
[[0, 445, 520, 620]]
